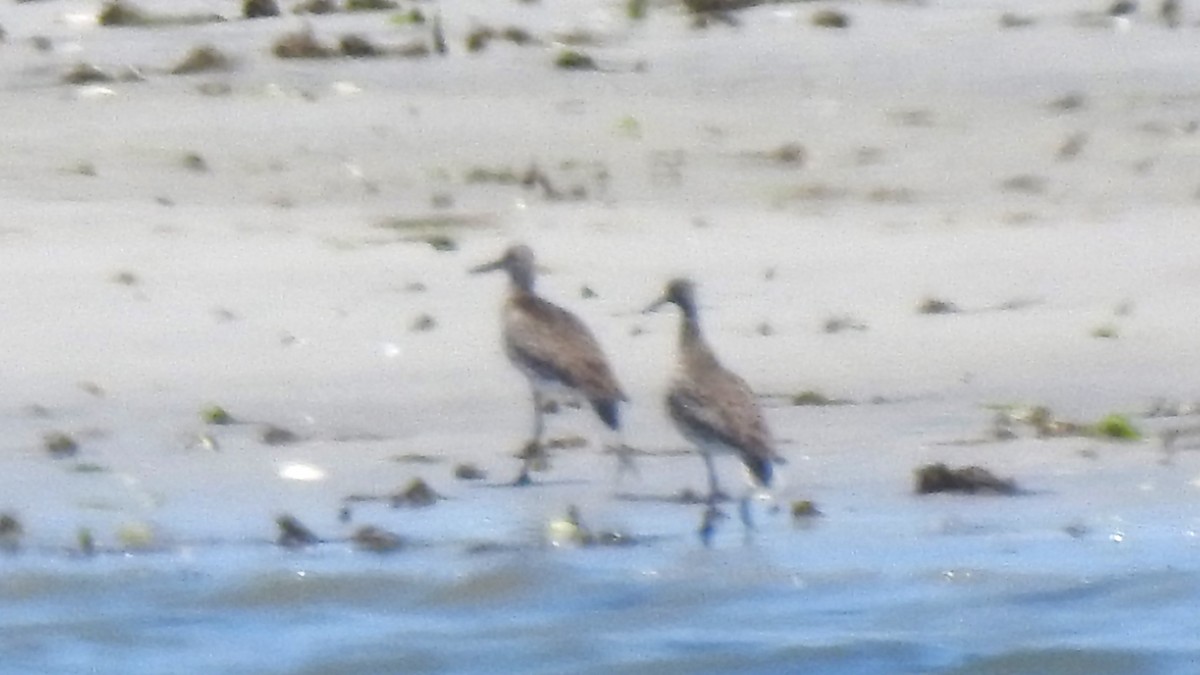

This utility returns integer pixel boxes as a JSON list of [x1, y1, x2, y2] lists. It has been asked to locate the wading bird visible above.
[[645, 278, 782, 542], [472, 244, 631, 485]]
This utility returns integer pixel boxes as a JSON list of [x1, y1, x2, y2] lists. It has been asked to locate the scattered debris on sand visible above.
[[62, 63, 114, 85], [915, 463, 1019, 495], [351, 525, 406, 553], [791, 500, 821, 520], [546, 505, 637, 548], [259, 424, 300, 446], [98, 0, 223, 27], [170, 45, 234, 75], [276, 513, 320, 548], [242, 0, 279, 19], [202, 405, 235, 425], [43, 431, 79, 458], [391, 478, 442, 508], [988, 405, 1142, 442], [273, 27, 336, 59], [554, 49, 597, 71], [0, 513, 23, 553], [76, 527, 96, 557], [346, 0, 398, 10], [917, 297, 960, 315], [823, 315, 868, 333], [454, 463, 487, 480], [789, 390, 852, 407], [811, 8, 850, 28]]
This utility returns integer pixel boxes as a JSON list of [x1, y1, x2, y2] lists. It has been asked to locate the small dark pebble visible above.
[[391, 477, 441, 508], [76, 527, 96, 557], [273, 28, 335, 59], [917, 297, 959, 315], [202, 405, 234, 425], [675, 487, 713, 504], [0, 513, 23, 553], [392, 452, 441, 464], [823, 316, 868, 333], [98, 0, 150, 27], [276, 513, 320, 548], [811, 8, 850, 28], [347, 0, 399, 10], [111, 270, 140, 286], [1064, 522, 1090, 539], [543, 435, 587, 450], [43, 431, 79, 458], [554, 49, 597, 71], [790, 390, 851, 406], [767, 142, 806, 164], [410, 314, 437, 332], [63, 62, 113, 85], [78, 381, 106, 397], [791, 500, 821, 519], [295, 0, 337, 13], [171, 45, 234, 75], [454, 463, 487, 480], [339, 34, 381, 58], [914, 462, 1018, 495], [242, 0, 279, 18], [351, 525, 406, 553], [26, 404, 52, 418], [259, 425, 299, 446], [423, 234, 457, 252], [181, 152, 208, 172]]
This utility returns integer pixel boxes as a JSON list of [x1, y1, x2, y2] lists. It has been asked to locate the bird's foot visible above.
[[738, 497, 756, 531], [698, 504, 727, 546], [511, 470, 533, 487]]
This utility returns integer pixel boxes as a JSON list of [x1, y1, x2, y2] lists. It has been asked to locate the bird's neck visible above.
[[507, 265, 536, 294], [679, 312, 719, 370]]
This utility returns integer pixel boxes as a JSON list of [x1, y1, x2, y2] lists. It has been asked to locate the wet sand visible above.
[[2, 0, 1200, 671]]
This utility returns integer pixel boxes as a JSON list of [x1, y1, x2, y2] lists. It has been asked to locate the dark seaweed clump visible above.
[[391, 478, 442, 507], [273, 28, 336, 59], [351, 525, 406, 553], [915, 463, 1018, 495], [171, 45, 234, 75], [276, 514, 320, 548], [243, 0, 279, 18]]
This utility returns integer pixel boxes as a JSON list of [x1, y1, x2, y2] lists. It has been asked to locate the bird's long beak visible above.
[[469, 258, 504, 275], [642, 295, 669, 314]]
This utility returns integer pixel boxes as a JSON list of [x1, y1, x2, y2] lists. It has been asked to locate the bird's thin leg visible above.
[[699, 502, 724, 547], [702, 452, 722, 505], [513, 389, 546, 486], [608, 429, 639, 484], [696, 451, 726, 545], [738, 495, 755, 531]]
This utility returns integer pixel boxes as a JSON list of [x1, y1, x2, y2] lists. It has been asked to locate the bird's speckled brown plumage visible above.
[[472, 244, 627, 484], [503, 292, 627, 422], [650, 278, 778, 491]]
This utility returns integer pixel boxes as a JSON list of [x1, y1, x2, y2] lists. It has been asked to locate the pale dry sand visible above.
[[1, 0, 1200, 550]]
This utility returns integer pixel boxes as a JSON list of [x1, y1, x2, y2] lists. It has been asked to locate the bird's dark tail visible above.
[[591, 398, 620, 431], [745, 454, 773, 488]]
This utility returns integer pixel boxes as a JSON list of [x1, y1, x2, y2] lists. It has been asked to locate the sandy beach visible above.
[[2, 0, 1200, 671]]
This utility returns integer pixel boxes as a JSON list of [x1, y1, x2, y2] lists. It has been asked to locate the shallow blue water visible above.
[[3, 519, 1199, 675]]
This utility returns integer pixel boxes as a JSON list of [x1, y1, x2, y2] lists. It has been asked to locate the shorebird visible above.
[[471, 244, 631, 485], [645, 278, 782, 541]]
